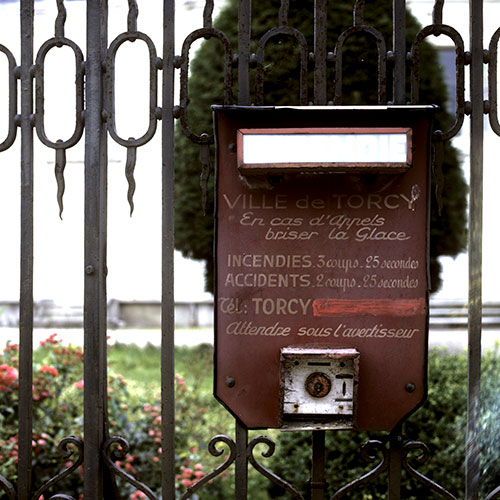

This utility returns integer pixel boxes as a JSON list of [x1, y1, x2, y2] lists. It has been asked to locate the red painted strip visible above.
[[312, 298, 426, 317]]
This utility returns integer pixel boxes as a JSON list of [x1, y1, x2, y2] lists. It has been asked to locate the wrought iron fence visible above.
[[0, 0, 498, 499]]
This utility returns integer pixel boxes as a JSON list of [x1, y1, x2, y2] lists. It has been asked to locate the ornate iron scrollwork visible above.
[[333, 0, 387, 106], [250, 1, 309, 105], [105, 0, 160, 216], [485, 484, 500, 500], [33, 0, 84, 218], [254, 27, 309, 106], [488, 27, 500, 136], [0, 475, 16, 500], [177, 6, 234, 211], [248, 436, 305, 500], [31, 436, 84, 500], [410, 25, 465, 141], [330, 440, 389, 499], [402, 441, 458, 499], [103, 436, 159, 500], [180, 434, 236, 499], [0, 44, 17, 152], [409, 0, 466, 214]]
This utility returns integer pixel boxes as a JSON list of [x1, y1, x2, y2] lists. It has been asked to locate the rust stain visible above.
[[312, 298, 426, 317]]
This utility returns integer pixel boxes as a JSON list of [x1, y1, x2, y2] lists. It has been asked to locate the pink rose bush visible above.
[[0, 337, 232, 499]]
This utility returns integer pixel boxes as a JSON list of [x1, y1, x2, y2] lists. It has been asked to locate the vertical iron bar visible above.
[[162, 0, 176, 499], [466, 0, 483, 498], [314, 0, 327, 105], [235, 2, 251, 497], [311, 430, 326, 500], [238, 0, 251, 105], [388, 427, 403, 500], [235, 420, 248, 500], [84, 0, 108, 498], [392, 0, 406, 104], [17, 1, 34, 498]]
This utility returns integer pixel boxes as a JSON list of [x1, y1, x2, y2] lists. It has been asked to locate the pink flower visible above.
[[0, 364, 18, 385], [39, 365, 58, 377], [40, 333, 59, 346], [74, 380, 84, 389], [129, 491, 146, 500]]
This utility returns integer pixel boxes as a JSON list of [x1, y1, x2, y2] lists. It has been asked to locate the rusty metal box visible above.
[[213, 105, 435, 431], [280, 347, 359, 431]]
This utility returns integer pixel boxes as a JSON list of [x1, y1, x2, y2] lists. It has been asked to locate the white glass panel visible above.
[[242, 133, 407, 164]]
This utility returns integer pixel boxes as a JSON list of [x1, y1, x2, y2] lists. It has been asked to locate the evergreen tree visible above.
[[174, 0, 467, 293]]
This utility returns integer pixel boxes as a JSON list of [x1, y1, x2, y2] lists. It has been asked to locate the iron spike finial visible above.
[[279, 0, 289, 27], [432, 0, 444, 25], [55, 144, 66, 219], [203, 0, 214, 29], [126, 144, 137, 216], [127, 0, 138, 32], [353, 0, 365, 26], [55, 0, 67, 38]]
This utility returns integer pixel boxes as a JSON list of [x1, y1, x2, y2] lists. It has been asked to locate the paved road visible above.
[[1, 326, 500, 352]]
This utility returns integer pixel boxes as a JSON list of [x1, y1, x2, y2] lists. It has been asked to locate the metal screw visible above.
[[225, 377, 236, 388], [85, 265, 95, 275], [405, 382, 416, 393]]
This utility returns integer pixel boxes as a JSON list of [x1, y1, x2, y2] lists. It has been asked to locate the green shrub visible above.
[[266, 347, 500, 499], [1, 339, 498, 499], [0, 337, 234, 499], [0, 335, 85, 496]]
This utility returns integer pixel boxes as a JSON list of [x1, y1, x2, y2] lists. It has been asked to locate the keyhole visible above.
[[342, 381, 346, 396], [305, 372, 332, 398]]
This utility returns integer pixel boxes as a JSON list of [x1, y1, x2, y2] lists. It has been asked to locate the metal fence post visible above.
[[392, 0, 406, 104], [235, 2, 251, 497], [84, 0, 109, 498], [18, 0, 34, 497], [162, 0, 176, 498], [466, 0, 484, 498], [314, 0, 327, 105], [235, 421, 249, 500], [311, 430, 326, 500], [388, 427, 403, 500]]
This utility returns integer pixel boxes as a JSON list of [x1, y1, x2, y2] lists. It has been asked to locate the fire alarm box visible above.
[[280, 347, 360, 431], [213, 106, 435, 431]]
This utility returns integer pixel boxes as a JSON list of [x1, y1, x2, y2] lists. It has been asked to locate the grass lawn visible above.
[[107, 341, 214, 399]]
